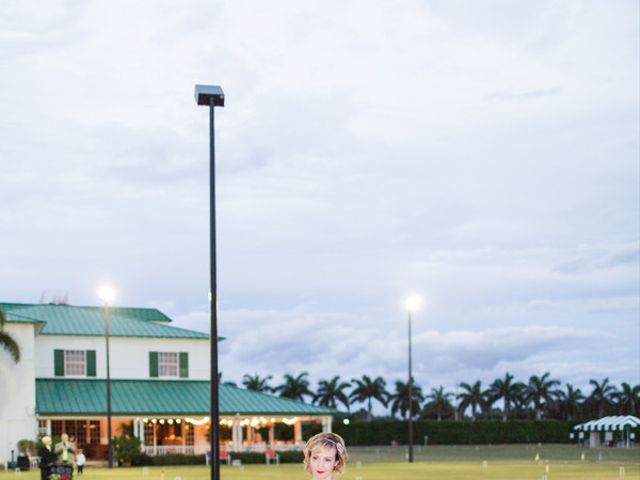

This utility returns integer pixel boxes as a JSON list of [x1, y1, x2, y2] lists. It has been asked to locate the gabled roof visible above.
[[0, 303, 207, 339], [0, 302, 172, 322], [36, 379, 337, 416], [574, 415, 640, 431]]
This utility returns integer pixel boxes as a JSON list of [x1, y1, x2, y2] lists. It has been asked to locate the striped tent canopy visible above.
[[574, 415, 640, 432]]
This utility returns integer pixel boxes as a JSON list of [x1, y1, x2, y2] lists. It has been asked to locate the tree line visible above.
[[221, 371, 639, 423]]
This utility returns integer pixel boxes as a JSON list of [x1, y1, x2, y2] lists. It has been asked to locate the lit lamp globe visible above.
[[99, 286, 116, 304], [405, 295, 421, 312]]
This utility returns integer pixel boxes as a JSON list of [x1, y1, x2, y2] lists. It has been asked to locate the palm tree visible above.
[[588, 378, 618, 417], [423, 386, 454, 422], [0, 308, 20, 362], [217, 372, 237, 387], [557, 384, 584, 421], [313, 376, 351, 410], [274, 372, 312, 401], [490, 373, 524, 421], [457, 381, 485, 421], [526, 373, 560, 420], [349, 375, 389, 421], [242, 373, 273, 393], [389, 378, 424, 419], [615, 383, 640, 416]]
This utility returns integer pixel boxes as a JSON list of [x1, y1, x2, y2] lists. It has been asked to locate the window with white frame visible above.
[[65, 350, 86, 376], [158, 352, 178, 377]]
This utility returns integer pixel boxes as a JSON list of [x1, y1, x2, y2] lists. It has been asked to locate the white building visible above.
[[0, 302, 335, 464]]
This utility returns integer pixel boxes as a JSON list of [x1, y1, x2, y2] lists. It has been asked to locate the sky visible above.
[[1, 0, 638, 408]]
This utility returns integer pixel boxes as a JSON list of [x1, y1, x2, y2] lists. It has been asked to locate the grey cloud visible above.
[[486, 88, 562, 101], [553, 244, 639, 274], [179, 306, 609, 388], [1, 0, 637, 395]]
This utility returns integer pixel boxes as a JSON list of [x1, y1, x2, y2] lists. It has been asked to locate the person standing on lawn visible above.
[[54, 433, 76, 466], [38, 436, 56, 480], [75, 449, 86, 475]]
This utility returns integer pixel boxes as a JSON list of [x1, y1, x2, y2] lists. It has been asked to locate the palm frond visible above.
[[0, 331, 20, 362]]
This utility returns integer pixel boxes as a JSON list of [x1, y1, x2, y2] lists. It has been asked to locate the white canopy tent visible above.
[[574, 415, 640, 448]]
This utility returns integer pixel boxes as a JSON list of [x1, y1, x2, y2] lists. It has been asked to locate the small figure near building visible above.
[[76, 449, 86, 475]]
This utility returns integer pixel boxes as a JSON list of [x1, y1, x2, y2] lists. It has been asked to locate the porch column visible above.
[[153, 422, 158, 455], [268, 424, 275, 445], [321, 416, 332, 433], [46, 420, 52, 436], [294, 421, 302, 445], [133, 419, 144, 448], [139, 421, 145, 450], [232, 419, 243, 452]]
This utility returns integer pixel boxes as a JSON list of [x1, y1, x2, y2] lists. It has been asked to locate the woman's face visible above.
[[309, 445, 337, 479]]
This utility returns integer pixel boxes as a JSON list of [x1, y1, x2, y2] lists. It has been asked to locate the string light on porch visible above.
[[186, 417, 210, 426], [282, 417, 299, 426]]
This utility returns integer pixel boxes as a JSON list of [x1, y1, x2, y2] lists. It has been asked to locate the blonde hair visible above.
[[41, 436, 52, 446], [303, 432, 348, 475]]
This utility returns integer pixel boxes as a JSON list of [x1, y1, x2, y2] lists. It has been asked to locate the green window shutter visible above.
[[149, 352, 158, 378], [179, 352, 189, 378], [86, 350, 96, 377], [54, 350, 65, 377]]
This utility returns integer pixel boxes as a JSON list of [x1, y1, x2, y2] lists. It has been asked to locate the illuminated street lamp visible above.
[[194, 84, 225, 480], [98, 285, 116, 468], [404, 295, 421, 463]]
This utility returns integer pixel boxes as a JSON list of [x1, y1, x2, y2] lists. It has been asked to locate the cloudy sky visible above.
[[1, 1, 638, 405]]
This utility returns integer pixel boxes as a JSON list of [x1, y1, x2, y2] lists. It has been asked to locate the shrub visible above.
[[113, 435, 142, 465], [17, 439, 36, 455]]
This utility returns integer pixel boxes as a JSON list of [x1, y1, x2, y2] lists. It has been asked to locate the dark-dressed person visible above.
[[38, 436, 56, 480]]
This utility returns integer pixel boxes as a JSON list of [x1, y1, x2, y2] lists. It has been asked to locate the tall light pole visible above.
[[194, 84, 225, 480], [404, 295, 421, 463], [99, 285, 116, 469]]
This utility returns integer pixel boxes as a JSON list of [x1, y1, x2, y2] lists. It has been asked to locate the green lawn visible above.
[[3, 445, 638, 480]]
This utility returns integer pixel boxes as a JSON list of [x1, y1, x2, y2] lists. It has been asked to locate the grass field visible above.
[[3, 445, 638, 480]]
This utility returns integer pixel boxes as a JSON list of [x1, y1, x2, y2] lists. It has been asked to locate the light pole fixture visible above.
[[98, 285, 116, 469], [404, 295, 421, 463], [194, 84, 225, 480]]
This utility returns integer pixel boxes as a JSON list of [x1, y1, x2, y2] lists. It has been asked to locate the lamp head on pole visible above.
[[404, 295, 421, 313], [194, 85, 225, 107], [98, 285, 116, 304]]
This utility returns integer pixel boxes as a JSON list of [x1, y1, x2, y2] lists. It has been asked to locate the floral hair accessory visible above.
[[325, 437, 345, 453]]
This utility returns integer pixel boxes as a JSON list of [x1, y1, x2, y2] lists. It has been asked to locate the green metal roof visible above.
[[1, 303, 207, 339], [0, 302, 172, 322], [36, 379, 337, 416]]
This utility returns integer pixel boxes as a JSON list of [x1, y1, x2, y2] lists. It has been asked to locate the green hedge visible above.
[[276, 451, 305, 463], [333, 420, 576, 446], [130, 450, 304, 466], [226, 452, 265, 464], [132, 453, 206, 466], [226, 450, 304, 464]]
